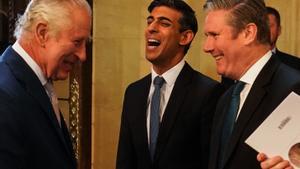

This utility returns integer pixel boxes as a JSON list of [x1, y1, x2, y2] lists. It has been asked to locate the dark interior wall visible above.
[[0, 0, 29, 53], [0, 1, 9, 53]]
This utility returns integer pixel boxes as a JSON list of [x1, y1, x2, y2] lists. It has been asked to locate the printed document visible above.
[[245, 92, 300, 168]]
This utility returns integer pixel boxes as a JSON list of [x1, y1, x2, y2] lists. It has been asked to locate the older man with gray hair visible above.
[[0, 0, 91, 168]]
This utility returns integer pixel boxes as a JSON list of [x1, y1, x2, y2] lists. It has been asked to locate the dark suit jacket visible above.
[[209, 56, 300, 169], [0, 47, 76, 169], [116, 63, 223, 169], [275, 49, 300, 70]]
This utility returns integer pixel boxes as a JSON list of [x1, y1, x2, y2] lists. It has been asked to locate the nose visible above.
[[203, 36, 214, 54], [146, 21, 158, 34], [76, 43, 87, 62]]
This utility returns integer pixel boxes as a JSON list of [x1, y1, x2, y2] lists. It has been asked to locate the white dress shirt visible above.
[[146, 59, 185, 142]]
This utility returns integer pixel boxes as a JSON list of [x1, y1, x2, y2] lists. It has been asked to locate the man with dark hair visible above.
[[267, 6, 300, 70], [116, 0, 222, 169], [203, 0, 300, 169]]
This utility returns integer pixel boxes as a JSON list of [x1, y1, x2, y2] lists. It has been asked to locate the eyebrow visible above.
[[147, 15, 173, 23]]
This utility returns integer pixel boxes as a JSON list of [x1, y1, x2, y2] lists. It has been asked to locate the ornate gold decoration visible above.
[[70, 78, 80, 159]]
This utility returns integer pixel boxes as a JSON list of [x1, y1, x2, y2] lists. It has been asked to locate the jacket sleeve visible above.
[[0, 90, 23, 169]]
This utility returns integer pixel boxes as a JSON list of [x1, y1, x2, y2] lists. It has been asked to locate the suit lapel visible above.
[[222, 56, 280, 167], [132, 75, 152, 159], [155, 63, 193, 161], [2, 47, 75, 160]]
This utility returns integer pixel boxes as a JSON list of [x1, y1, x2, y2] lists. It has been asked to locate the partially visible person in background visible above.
[[267, 6, 300, 70], [116, 0, 222, 169], [0, 0, 91, 168]]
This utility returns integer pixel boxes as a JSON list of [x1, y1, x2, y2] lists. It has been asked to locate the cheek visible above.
[[166, 32, 181, 44], [55, 48, 74, 62], [221, 46, 235, 64], [47, 48, 63, 60], [215, 39, 224, 52], [225, 47, 235, 59]]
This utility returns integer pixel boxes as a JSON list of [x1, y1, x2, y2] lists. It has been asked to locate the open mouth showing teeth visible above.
[[148, 39, 161, 46]]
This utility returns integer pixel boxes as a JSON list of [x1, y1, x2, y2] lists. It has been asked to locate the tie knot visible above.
[[44, 81, 54, 94], [153, 76, 165, 88], [44, 80, 57, 100], [232, 81, 245, 96]]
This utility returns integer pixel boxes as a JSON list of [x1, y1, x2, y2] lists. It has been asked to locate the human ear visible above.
[[179, 30, 195, 46], [35, 22, 49, 48], [243, 23, 257, 45]]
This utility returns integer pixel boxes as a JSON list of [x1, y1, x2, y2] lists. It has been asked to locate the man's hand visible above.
[[257, 153, 294, 169]]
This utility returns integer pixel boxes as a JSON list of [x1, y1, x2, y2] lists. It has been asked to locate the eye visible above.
[[213, 34, 220, 40], [208, 32, 219, 40], [147, 18, 153, 25], [73, 40, 82, 47], [160, 21, 171, 27]]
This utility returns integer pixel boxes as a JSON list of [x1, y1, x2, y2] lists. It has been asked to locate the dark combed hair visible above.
[[266, 6, 280, 26], [148, 0, 198, 54]]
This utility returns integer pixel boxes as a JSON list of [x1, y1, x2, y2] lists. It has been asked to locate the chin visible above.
[[54, 72, 69, 81], [145, 55, 157, 63], [216, 67, 224, 76]]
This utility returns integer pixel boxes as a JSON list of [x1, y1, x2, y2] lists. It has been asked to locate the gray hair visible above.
[[14, 0, 91, 39], [203, 0, 270, 45]]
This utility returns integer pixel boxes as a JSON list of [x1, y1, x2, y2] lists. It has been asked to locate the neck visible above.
[[232, 44, 270, 80], [18, 36, 48, 79]]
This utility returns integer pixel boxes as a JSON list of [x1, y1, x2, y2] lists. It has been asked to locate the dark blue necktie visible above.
[[149, 76, 165, 161], [219, 81, 245, 168]]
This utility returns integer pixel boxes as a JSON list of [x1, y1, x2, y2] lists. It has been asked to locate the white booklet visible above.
[[245, 92, 300, 168]]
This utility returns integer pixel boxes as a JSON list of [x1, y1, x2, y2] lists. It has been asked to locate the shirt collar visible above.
[[151, 59, 185, 87], [271, 47, 276, 54], [240, 50, 272, 85], [12, 41, 48, 86]]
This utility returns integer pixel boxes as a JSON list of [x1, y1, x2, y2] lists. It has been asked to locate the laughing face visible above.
[[145, 6, 185, 73], [203, 10, 246, 79], [42, 7, 91, 80]]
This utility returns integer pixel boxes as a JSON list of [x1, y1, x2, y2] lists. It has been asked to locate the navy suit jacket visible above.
[[0, 47, 76, 169], [116, 63, 223, 169], [209, 56, 300, 169]]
